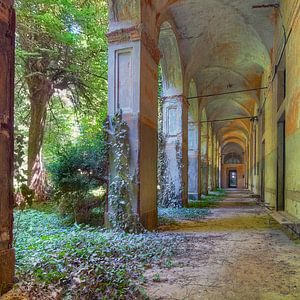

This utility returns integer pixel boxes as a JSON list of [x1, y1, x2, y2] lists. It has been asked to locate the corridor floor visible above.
[[144, 190, 300, 300]]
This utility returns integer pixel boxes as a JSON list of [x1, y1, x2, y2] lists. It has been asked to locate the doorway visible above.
[[229, 170, 237, 188], [277, 113, 286, 211]]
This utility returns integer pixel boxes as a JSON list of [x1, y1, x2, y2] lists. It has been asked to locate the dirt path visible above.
[[144, 190, 300, 300]]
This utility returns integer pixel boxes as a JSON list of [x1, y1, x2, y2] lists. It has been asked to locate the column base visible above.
[[0, 248, 15, 295]]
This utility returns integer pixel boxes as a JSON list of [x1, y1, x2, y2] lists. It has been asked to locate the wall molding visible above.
[[161, 95, 189, 107], [107, 24, 161, 64]]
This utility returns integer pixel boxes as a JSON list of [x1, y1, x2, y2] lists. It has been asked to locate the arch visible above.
[[158, 21, 183, 97], [188, 79, 198, 122]]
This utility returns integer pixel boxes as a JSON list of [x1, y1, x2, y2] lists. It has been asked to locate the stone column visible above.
[[0, 0, 15, 295], [211, 133, 215, 190], [215, 139, 220, 189], [249, 127, 254, 191], [107, 22, 160, 230], [162, 95, 188, 207], [206, 123, 211, 193], [208, 126, 214, 191], [218, 147, 222, 188], [201, 122, 208, 196], [188, 99, 201, 200]]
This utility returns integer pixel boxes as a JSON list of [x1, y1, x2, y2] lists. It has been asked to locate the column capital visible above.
[[107, 23, 161, 64], [161, 94, 189, 107]]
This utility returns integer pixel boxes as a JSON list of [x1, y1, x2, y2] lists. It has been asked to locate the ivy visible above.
[[157, 98, 181, 208], [107, 112, 143, 233], [14, 209, 186, 299]]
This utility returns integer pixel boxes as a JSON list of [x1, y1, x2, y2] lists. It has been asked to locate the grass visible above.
[[13, 207, 185, 299], [189, 189, 226, 209]]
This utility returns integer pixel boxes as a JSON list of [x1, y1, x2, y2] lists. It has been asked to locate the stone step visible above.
[[270, 211, 300, 226]]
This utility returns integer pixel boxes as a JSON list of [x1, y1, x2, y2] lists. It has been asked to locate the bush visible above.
[[47, 133, 108, 226], [47, 139, 108, 193], [58, 191, 105, 226]]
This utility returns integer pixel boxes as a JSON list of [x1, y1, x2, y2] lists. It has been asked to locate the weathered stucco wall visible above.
[[282, 1, 300, 218], [259, 0, 300, 219]]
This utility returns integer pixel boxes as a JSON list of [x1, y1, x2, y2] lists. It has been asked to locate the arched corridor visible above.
[[1, 0, 300, 296], [106, 0, 300, 229]]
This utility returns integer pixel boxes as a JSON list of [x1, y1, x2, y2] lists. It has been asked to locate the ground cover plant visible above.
[[13, 207, 186, 299], [158, 190, 226, 226], [189, 189, 226, 209]]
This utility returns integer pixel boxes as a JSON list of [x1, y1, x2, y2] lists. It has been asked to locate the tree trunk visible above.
[[26, 75, 53, 201]]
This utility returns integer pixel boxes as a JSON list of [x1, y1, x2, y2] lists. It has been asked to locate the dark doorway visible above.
[[229, 170, 237, 188], [277, 113, 286, 211]]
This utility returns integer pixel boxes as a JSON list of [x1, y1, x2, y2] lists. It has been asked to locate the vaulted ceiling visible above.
[[157, 0, 279, 148]]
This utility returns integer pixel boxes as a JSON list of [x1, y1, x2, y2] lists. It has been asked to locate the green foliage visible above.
[[15, 0, 108, 188], [158, 207, 210, 226], [14, 130, 27, 187], [19, 184, 35, 209], [16, 0, 108, 103], [189, 190, 227, 208], [157, 98, 178, 208], [14, 209, 184, 299], [47, 137, 108, 193], [158, 190, 226, 225], [107, 112, 143, 233], [58, 191, 104, 226]]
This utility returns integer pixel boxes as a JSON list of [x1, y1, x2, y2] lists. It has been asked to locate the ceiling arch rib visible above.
[[222, 137, 247, 151], [154, 0, 277, 149]]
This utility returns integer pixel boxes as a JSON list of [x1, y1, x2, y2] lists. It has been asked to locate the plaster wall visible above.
[[282, 1, 300, 218], [261, 1, 300, 219]]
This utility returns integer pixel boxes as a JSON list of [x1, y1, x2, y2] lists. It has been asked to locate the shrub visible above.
[[47, 139, 108, 193], [47, 133, 108, 226], [58, 191, 105, 226]]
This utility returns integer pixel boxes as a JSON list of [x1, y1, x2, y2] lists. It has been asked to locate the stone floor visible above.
[[144, 190, 300, 300]]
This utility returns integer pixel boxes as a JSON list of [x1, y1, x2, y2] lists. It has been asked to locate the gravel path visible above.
[[144, 190, 300, 300]]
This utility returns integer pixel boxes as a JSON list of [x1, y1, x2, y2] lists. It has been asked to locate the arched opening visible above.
[[157, 21, 187, 208], [221, 142, 246, 189]]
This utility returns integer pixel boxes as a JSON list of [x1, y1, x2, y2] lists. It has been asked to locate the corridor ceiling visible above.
[[158, 0, 279, 147]]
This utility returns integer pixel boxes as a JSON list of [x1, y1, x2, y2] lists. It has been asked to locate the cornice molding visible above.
[[107, 24, 161, 64], [161, 94, 189, 107]]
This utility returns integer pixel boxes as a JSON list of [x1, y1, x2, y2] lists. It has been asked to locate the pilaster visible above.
[[107, 22, 159, 230], [162, 94, 189, 207]]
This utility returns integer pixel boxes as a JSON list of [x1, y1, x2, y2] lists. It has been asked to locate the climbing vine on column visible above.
[[107, 112, 143, 233], [157, 98, 177, 208]]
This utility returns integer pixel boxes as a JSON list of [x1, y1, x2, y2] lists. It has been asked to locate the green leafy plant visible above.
[[107, 112, 143, 233], [14, 209, 186, 299], [157, 97, 178, 208]]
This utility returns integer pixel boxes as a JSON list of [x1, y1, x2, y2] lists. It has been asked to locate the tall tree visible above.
[[16, 0, 108, 200]]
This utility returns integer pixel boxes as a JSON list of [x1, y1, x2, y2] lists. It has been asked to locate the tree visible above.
[[16, 0, 108, 200]]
